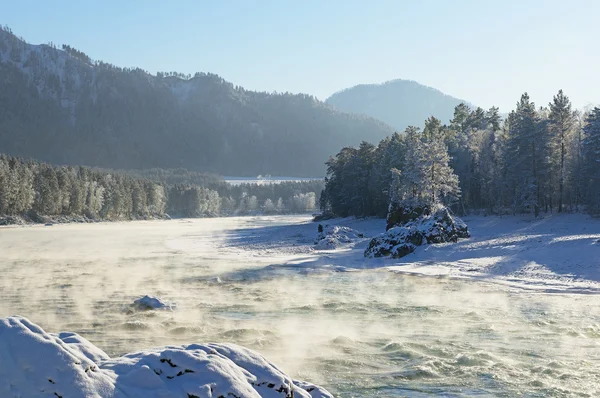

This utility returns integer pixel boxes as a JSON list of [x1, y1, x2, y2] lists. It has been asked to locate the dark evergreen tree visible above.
[[548, 90, 576, 212], [582, 107, 600, 213]]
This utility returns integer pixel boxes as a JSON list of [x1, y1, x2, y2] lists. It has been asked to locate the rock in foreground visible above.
[[314, 224, 365, 250], [365, 206, 469, 258], [0, 316, 332, 398]]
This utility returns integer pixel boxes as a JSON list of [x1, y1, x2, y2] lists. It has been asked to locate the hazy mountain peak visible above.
[[326, 79, 469, 131]]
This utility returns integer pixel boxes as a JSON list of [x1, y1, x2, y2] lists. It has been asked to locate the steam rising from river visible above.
[[1, 216, 599, 396]]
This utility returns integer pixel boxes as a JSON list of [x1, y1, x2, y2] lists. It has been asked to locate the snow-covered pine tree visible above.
[[399, 126, 424, 203], [568, 110, 587, 210], [387, 123, 460, 213], [505, 93, 542, 216], [548, 90, 576, 212], [420, 131, 460, 205], [370, 133, 405, 217], [582, 107, 600, 213]]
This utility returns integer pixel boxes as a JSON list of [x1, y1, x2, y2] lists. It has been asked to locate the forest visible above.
[[0, 155, 322, 223], [0, 26, 392, 177], [321, 91, 600, 218]]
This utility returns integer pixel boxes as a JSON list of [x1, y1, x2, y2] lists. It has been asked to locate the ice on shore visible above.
[[0, 316, 332, 398]]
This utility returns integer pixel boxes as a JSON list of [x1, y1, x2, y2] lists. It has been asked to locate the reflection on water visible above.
[[1, 217, 599, 397]]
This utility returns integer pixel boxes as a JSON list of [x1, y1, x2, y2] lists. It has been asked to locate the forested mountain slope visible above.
[[0, 27, 393, 176], [326, 79, 468, 132]]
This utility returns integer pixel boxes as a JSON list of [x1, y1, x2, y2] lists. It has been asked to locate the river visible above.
[[1, 216, 598, 397]]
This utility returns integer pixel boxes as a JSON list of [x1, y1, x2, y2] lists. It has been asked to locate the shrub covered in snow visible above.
[[0, 316, 333, 398], [365, 206, 469, 258], [314, 224, 365, 250]]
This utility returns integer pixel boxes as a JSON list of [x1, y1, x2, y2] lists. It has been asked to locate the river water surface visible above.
[[1, 216, 599, 397]]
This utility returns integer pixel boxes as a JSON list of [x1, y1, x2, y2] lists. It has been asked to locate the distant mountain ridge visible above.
[[326, 79, 470, 132], [0, 27, 393, 177]]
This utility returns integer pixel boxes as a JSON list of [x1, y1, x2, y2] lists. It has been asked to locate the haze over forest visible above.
[[0, 26, 504, 178], [0, 26, 396, 177]]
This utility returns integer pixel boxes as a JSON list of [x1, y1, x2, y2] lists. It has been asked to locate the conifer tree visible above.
[[505, 93, 541, 216], [548, 90, 576, 212], [582, 107, 600, 213]]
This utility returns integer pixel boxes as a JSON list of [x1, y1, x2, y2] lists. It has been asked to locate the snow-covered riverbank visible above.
[[241, 213, 600, 293]]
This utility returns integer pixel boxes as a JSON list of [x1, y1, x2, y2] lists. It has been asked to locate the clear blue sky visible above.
[[3, 0, 598, 111]]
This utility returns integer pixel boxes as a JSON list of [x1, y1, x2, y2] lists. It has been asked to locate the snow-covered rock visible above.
[[417, 207, 470, 244], [386, 203, 431, 231], [365, 206, 470, 258], [314, 224, 364, 250], [133, 295, 175, 310], [0, 316, 333, 398]]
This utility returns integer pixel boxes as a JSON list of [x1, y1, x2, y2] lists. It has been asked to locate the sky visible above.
[[2, 0, 598, 111]]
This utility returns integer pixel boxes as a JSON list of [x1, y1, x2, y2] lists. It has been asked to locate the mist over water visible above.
[[1, 216, 599, 397]]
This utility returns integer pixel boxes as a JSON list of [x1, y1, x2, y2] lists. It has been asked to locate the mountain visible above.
[[0, 27, 393, 177], [326, 79, 469, 132]]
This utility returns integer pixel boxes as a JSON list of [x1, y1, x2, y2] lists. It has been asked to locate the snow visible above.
[[133, 295, 175, 310], [231, 213, 600, 293], [385, 214, 600, 292], [0, 316, 333, 398], [314, 224, 364, 250]]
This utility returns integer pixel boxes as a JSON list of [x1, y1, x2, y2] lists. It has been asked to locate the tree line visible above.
[[0, 155, 322, 222], [321, 91, 600, 217]]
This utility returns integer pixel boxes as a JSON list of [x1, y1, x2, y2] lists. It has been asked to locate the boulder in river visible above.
[[365, 206, 470, 258], [133, 295, 176, 310]]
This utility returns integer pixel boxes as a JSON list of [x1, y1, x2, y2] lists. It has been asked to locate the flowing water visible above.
[[1, 216, 599, 397]]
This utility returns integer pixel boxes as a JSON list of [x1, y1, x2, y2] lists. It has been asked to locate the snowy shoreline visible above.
[[233, 213, 600, 294]]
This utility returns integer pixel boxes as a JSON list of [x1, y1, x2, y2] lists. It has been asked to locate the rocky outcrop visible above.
[[386, 204, 432, 231], [314, 224, 365, 250], [0, 316, 333, 398], [365, 206, 469, 258]]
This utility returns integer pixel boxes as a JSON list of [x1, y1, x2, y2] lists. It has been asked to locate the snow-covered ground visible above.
[[1, 214, 599, 397], [386, 213, 600, 292], [0, 316, 331, 398], [269, 213, 600, 293]]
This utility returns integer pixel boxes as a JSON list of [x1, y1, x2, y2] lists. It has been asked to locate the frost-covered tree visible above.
[[548, 90, 576, 212], [582, 107, 600, 213], [220, 196, 236, 215], [369, 133, 405, 216], [263, 198, 277, 214], [275, 197, 285, 213], [400, 126, 425, 201], [419, 132, 460, 205], [505, 93, 543, 216], [290, 192, 316, 213], [387, 124, 459, 211]]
